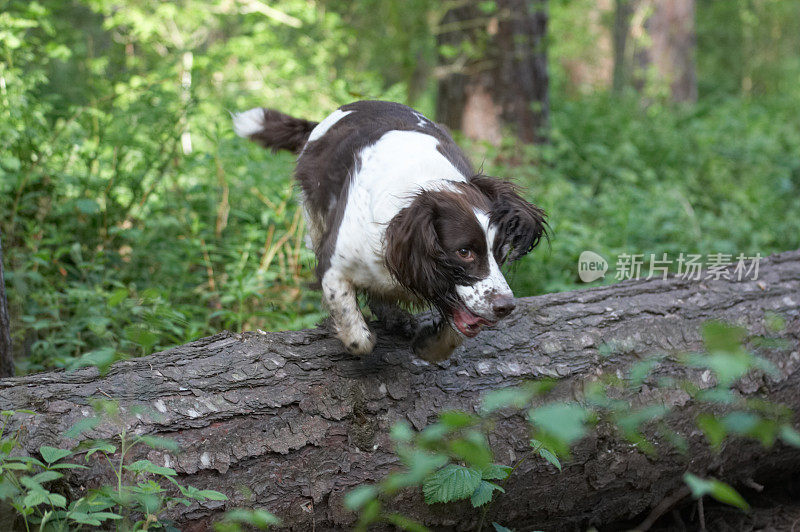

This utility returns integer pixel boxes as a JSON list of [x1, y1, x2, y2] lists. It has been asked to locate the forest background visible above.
[[1, 0, 799, 374]]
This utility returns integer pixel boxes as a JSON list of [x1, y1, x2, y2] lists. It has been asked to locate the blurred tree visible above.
[[642, 0, 698, 102], [0, 230, 12, 377], [436, 0, 549, 144], [612, 0, 697, 102], [612, 0, 633, 94]]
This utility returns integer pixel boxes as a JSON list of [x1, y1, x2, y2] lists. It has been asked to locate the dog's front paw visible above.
[[412, 323, 463, 362], [338, 324, 377, 356]]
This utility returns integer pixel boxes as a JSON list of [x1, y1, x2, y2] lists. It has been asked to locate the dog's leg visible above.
[[368, 296, 417, 338], [322, 270, 376, 356], [412, 320, 463, 362]]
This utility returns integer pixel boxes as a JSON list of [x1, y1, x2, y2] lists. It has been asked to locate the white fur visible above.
[[307, 109, 353, 143], [321, 268, 376, 355], [231, 108, 265, 138], [455, 210, 512, 319], [413, 111, 429, 128], [326, 130, 467, 294]]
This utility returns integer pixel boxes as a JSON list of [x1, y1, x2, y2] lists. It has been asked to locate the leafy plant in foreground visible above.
[[345, 319, 800, 530], [0, 403, 229, 531]]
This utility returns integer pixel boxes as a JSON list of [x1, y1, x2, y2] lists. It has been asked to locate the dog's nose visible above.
[[492, 294, 516, 318]]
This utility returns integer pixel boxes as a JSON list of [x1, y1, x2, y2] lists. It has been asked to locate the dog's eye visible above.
[[457, 248, 475, 262]]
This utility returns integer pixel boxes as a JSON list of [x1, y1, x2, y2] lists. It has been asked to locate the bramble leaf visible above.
[[422, 464, 482, 504]]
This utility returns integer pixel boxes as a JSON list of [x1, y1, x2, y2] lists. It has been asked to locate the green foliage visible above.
[[491, 92, 800, 297], [422, 464, 482, 504], [214, 508, 282, 531], [3, 1, 800, 376], [683, 473, 750, 511], [0, 406, 229, 530]]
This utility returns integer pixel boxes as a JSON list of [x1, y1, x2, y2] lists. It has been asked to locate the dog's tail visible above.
[[232, 108, 318, 154]]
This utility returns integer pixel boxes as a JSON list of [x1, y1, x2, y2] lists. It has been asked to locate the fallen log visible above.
[[1, 249, 799, 530]]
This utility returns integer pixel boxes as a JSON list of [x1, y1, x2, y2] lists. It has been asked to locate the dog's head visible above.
[[385, 177, 547, 337]]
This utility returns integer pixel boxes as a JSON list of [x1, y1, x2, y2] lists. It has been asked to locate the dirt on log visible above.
[[1, 250, 799, 530]]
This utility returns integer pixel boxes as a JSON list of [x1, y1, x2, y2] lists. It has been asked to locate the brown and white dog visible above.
[[233, 100, 546, 361]]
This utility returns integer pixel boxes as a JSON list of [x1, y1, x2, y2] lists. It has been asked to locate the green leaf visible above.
[[84, 440, 117, 460], [344, 485, 376, 511], [697, 414, 726, 448], [89, 511, 123, 521], [470, 480, 504, 507], [721, 411, 760, 435], [422, 464, 482, 504], [39, 446, 72, 464], [628, 356, 662, 386], [32, 471, 63, 483], [137, 435, 180, 452], [390, 421, 414, 443], [359, 499, 381, 526], [492, 523, 513, 532], [23, 489, 49, 507], [75, 199, 100, 214], [534, 443, 561, 471], [481, 387, 531, 413], [683, 473, 750, 510], [448, 431, 492, 469], [418, 423, 449, 445], [68, 511, 102, 526], [385, 513, 430, 532], [529, 403, 589, 448], [65, 416, 100, 439], [481, 464, 512, 481], [780, 425, 800, 448], [615, 405, 670, 435], [439, 410, 477, 429], [124, 459, 176, 476], [107, 288, 129, 308], [222, 508, 281, 528], [70, 348, 117, 372], [48, 493, 67, 508], [702, 322, 746, 354], [197, 489, 228, 501]]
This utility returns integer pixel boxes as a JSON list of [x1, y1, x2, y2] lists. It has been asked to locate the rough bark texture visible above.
[[1, 250, 799, 531], [436, 0, 549, 144], [0, 230, 13, 378]]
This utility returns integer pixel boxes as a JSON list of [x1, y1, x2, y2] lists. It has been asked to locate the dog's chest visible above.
[[325, 130, 467, 293]]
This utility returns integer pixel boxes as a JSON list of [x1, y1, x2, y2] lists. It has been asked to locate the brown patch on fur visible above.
[[247, 109, 318, 154], [384, 188, 491, 313], [468, 175, 548, 263]]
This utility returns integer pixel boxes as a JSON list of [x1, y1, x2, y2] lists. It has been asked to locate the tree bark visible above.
[[645, 0, 698, 102], [436, 0, 549, 144], [620, 0, 698, 102], [0, 229, 13, 378], [1, 250, 799, 530], [612, 0, 634, 94]]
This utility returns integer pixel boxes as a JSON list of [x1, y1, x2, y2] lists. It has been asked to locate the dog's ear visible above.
[[470, 176, 548, 264], [385, 194, 451, 303]]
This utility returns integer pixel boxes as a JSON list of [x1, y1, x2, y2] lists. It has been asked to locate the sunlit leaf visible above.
[[422, 464, 482, 504]]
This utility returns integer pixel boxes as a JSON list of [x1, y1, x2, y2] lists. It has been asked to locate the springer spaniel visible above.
[[233, 101, 546, 361]]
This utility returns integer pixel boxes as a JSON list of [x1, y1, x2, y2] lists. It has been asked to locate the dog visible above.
[[233, 100, 546, 361]]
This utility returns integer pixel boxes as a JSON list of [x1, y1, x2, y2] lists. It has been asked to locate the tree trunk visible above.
[[436, 0, 549, 144], [621, 0, 698, 102], [0, 229, 13, 378], [645, 0, 698, 102], [1, 250, 799, 530], [612, 0, 634, 94]]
